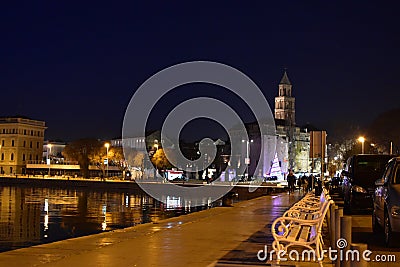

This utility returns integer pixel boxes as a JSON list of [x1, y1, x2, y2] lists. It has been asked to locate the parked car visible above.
[[373, 156, 400, 246], [172, 175, 188, 182], [342, 154, 394, 213]]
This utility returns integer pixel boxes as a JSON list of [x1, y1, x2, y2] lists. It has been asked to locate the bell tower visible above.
[[274, 70, 295, 125]]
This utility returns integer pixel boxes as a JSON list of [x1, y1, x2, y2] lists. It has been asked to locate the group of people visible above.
[[286, 170, 317, 194]]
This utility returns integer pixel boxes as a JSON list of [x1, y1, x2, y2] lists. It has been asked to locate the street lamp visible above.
[[104, 143, 110, 178], [153, 143, 159, 175], [358, 136, 365, 154], [47, 144, 52, 176], [242, 139, 254, 180]]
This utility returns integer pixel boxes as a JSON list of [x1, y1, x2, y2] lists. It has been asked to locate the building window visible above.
[[23, 154, 25, 161], [30, 141, 32, 148], [11, 140, 14, 147], [1, 140, 3, 146], [24, 130, 26, 135], [10, 153, 14, 161], [1, 153, 3, 161], [36, 155, 39, 161], [37, 142, 39, 148], [23, 140, 26, 147], [31, 130, 33, 136], [29, 154, 32, 160], [10, 167, 13, 174]]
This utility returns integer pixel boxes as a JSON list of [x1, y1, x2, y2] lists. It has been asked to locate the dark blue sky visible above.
[[1, 1, 399, 141]]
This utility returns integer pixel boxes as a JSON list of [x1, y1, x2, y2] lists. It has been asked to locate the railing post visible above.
[[340, 216, 352, 267], [334, 208, 343, 267], [330, 205, 338, 248]]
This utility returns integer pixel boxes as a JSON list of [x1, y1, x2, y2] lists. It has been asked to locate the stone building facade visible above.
[[229, 71, 310, 180], [0, 117, 46, 175]]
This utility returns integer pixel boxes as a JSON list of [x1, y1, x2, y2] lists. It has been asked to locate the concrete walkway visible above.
[[0, 192, 304, 267]]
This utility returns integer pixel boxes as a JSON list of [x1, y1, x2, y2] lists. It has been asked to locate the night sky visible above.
[[1, 2, 399, 142]]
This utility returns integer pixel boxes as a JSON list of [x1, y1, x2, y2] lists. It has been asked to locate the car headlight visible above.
[[353, 185, 368, 193], [391, 206, 400, 217]]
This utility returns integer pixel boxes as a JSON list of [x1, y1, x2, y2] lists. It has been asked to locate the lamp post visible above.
[[242, 139, 253, 180], [154, 143, 159, 176], [47, 144, 52, 176], [358, 136, 365, 154], [104, 143, 110, 178]]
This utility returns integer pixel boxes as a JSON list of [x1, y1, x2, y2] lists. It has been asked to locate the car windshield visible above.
[[354, 156, 392, 187]]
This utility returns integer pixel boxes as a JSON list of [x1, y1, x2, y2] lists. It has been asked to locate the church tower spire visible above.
[[274, 70, 295, 125]]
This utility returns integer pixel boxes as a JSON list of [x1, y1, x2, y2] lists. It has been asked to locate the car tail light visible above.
[[353, 185, 368, 193]]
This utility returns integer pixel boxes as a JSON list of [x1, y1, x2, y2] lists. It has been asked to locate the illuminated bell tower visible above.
[[274, 70, 295, 125], [274, 70, 296, 170]]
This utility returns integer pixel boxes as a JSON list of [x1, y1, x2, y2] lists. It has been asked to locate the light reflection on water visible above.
[[0, 186, 213, 252]]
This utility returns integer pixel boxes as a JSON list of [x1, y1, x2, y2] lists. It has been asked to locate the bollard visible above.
[[335, 208, 343, 249], [340, 216, 352, 267], [350, 243, 369, 267], [334, 208, 343, 267], [330, 205, 338, 248]]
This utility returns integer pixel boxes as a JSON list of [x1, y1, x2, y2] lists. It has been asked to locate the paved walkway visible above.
[[0, 191, 305, 267]]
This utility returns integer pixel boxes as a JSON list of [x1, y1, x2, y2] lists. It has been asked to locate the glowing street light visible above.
[[358, 136, 365, 154], [104, 143, 110, 177]]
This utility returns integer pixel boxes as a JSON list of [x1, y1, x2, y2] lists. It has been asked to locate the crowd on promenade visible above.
[[286, 170, 322, 195]]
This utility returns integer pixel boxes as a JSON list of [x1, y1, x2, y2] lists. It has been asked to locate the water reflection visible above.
[[0, 186, 213, 252]]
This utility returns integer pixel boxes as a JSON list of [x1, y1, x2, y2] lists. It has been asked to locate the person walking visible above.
[[302, 175, 309, 194], [287, 170, 296, 194], [297, 175, 302, 192]]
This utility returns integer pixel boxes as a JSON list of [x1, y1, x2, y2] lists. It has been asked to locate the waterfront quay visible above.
[[0, 175, 286, 200], [0, 190, 301, 267]]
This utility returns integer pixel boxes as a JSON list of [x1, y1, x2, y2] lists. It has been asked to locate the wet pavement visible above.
[[0, 191, 305, 267]]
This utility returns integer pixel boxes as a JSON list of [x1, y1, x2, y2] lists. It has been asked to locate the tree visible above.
[[368, 108, 400, 154], [151, 148, 173, 171], [63, 139, 103, 178], [108, 146, 130, 173]]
